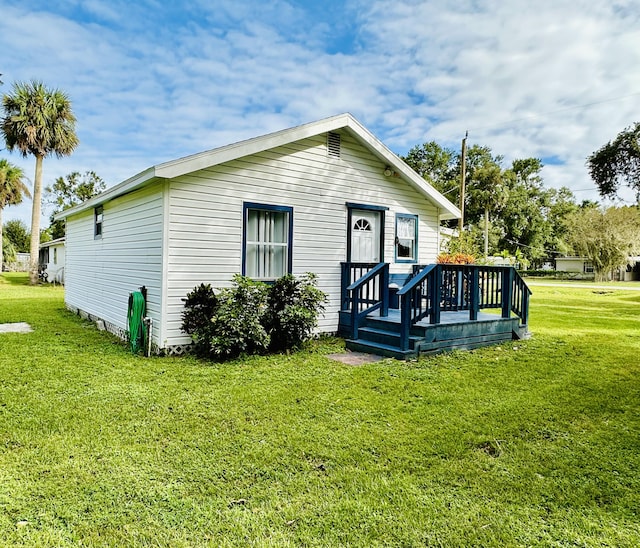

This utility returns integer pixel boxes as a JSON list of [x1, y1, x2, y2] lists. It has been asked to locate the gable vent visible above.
[[327, 132, 341, 158]]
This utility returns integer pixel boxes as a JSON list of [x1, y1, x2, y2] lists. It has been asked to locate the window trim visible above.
[[94, 206, 103, 239], [242, 202, 294, 280], [346, 203, 387, 263], [395, 213, 418, 264]]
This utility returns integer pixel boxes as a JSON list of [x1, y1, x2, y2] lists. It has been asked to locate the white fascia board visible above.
[[154, 113, 354, 179], [54, 167, 158, 220]]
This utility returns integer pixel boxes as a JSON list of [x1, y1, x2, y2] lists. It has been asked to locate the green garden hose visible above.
[[128, 291, 146, 353]]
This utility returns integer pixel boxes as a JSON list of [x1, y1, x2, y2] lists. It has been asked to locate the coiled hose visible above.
[[127, 291, 146, 353]]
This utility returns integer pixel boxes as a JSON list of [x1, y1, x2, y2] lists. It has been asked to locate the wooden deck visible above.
[[339, 263, 531, 360], [340, 308, 526, 360]]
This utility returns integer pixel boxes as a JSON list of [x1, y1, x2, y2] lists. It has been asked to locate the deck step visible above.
[[345, 339, 417, 360]]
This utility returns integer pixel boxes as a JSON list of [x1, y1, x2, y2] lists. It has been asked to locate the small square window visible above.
[[94, 206, 103, 238], [395, 214, 418, 263]]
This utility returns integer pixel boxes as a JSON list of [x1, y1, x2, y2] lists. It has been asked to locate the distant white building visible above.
[[39, 237, 65, 284]]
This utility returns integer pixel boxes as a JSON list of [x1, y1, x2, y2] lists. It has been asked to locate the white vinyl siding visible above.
[[64, 185, 164, 343], [163, 130, 439, 346]]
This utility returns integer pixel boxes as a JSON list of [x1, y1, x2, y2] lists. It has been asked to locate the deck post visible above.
[[381, 264, 389, 317], [340, 262, 350, 311], [430, 264, 441, 324], [502, 267, 514, 319], [350, 291, 360, 340], [521, 284, 530, 327], [399, 292, 410, 351], [469, 267, 479, 321]]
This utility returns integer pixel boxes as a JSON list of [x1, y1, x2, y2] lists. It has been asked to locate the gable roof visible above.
[[56, 113, 461, 220]]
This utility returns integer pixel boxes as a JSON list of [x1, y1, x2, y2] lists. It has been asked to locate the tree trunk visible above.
[[484, 208, 489, 257], [29, 155, 44, 285]]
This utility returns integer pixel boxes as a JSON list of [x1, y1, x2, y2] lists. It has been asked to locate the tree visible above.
[[3, 219, 30, 252], [45, 171, 106, 239], [588, 122, 640, 200], [568, 206, 640, 281], [2, 234, 16, 265], [0, 159, 30, 267], [402, 141, 458, 198], [1, 80, 79, 284]]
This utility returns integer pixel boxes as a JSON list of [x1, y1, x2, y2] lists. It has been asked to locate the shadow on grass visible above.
[[0, 273, 31, 286]]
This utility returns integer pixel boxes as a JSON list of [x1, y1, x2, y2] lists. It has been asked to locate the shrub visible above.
[[208, 275, 270, 360], [437, 252, 475, 264], [181, 283, 218, 357], [181, 273, 327, 360], [264, 273, 327, 352]]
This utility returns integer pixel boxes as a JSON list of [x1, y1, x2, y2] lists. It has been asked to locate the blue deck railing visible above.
[[342, 262, 531, 351], [341, 262, 389, 339]]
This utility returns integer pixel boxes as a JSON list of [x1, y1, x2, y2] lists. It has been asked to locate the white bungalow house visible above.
[[56, 114, 462, 354], [38, 237, 66, 284]]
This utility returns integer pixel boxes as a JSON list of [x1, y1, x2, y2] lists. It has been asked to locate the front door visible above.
[[351, 210, 381, 262]]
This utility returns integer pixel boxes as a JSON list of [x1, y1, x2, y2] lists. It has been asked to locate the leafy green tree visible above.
[[568, 206, 640, 281], [3, 219, 30, 252], [402, 141, 458, 198], [1, 80, 79, 284], [587, 122, 640, 200], [45, 171, 106, 239], [2, 234, 16, 265], [0, 159, 30, 265], [496, 159, 553, 265]]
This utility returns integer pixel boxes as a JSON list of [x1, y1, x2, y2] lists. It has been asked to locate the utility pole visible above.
[[458, 131, 468, 233]]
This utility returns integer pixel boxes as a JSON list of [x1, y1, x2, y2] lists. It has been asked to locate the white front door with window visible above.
[[351, 210, 381, 262]]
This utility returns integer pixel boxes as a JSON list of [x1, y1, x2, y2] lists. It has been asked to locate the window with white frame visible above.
[[395, 214, 418, 262], [243, 203, 293, 280]]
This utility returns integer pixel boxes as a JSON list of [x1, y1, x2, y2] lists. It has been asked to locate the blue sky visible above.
[[2, 0, 640, 227]]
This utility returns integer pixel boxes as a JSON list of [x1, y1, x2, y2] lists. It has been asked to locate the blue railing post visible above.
[[501, 267, 514, 319], [400, 292, 410, 351], [430, 264, 441, 324], [469, 266, 479, 321], [340, 262, 350, 311], [350, 291, 360, 340], [381, 263, 389, 317]]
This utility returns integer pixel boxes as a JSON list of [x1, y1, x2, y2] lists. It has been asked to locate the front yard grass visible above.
[[1, 272, 639, 546]]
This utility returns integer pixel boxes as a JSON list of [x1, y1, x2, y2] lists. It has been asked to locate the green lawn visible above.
[[1, 272, 639, 546]]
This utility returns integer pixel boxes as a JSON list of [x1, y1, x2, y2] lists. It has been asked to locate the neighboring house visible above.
[[2, 252, 29, 272], [438, 226, 457, 252], [56, 114, 462, 354], [555, 256, 640, 281], [38, 237, 66, 284], [555, 256, 594, 275]]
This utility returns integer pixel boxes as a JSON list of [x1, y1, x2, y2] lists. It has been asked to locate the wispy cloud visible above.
[[2, 0, 639, 226]]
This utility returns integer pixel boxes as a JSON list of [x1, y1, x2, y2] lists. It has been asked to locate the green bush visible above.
[[181, 273, 326, 360], [264, 273, 327, 352], [208, 275, 270, 360], [180, 283, 218, 357]]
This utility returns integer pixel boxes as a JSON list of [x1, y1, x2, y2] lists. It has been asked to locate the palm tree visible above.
[[0, 159, 31, 267], [1, 80, 78, 284]]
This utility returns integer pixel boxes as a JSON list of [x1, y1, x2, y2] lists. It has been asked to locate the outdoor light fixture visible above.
[[383, 166, 393, 177]]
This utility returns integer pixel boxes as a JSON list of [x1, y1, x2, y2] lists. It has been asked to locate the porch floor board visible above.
[[367, 308, 502, 326]]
